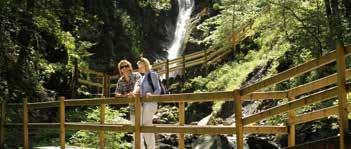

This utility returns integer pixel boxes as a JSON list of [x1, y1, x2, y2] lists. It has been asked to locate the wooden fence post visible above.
[[178, 102, 185, 149], [99, 97, 106, 149], [166, 60, 170, 88], [0, 101, 5, 149], [336, 42, 349, 149], [234, 90, 244, 149], [287, 96, 296, 147], [23, 97, 29, 149], [59, 96, 65, 149], [134, 96, 141, 149], [103, 74, 110, 97], [204, 49, 208, 74], [182, 55, 186, 80]]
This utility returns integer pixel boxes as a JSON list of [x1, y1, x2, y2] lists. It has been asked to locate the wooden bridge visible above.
[[1, 43, 350, 149]]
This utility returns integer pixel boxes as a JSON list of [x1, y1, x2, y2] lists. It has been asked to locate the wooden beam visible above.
[[242, 91, 288, 100], [11, 123, 59, 128], [102, 74, 110, 97], [166, 59, 169, 88], [153, 49, 207, 70], [234, 90, 244, 149], [141, 125, 287, 134], [210, 49, 232, 64], [336, 42, 349, 149], [182, 55, 186, 77], [109, 75, 119, 80], [65, 97, 134, 106], [134, 96, 141, 149], [23, 98, 29, 149], [6, 122, 289, 135], [6, 91, 237, 109], [142, 91, 235, 103], [78, 79, 103, 88], [184, 59, 206, 68], [0, 102, 5, 149], [292, 106, 338, 125], [65, 123, 134, 132], [244, 126, 287, 134], [288, 69, 351, 97], [241, 50, 337, 96], [207, 48, 228, 61], [79, 68, 104, 76], [183, 50, 206, 61], [99, 102, 106, 149], [59, 96, 65, 149], [28, 101, 60, 109], [287, 96, 296, 147], [142, 125, 235, 134], [110, 83, 117, 89], [178, 102, 185, 149], [243, 87, 338, 125]]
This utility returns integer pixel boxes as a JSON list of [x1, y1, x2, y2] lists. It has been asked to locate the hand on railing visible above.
[[146, 92, 153, 98]]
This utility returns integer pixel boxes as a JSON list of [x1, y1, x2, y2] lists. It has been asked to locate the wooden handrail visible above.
[[243, 86, 339, 125], [242, 91, 288, 100], [240, 50, 338, 95], [5, 123, 287, 134], [79, 68, 104, 76], [78, 79, 103, 88]]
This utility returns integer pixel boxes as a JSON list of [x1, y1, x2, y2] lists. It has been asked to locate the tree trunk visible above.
[[70, 58, 79, 98], [342, 0, 351, 28], [323, 0, 343, 43], [343, 0, 351, 17]]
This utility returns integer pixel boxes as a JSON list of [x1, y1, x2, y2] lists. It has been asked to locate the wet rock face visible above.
[[191, 135, 279, 149], [87, 0, 180, 71], [247, 136, 279, 149], [192, 135, 235, 149], [157, 134, 178, 149]]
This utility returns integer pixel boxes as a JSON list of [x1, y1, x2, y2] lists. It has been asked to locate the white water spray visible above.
[[167, 0, 194, 60]]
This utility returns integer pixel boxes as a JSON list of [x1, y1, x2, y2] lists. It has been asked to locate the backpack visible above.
[[147, 72, 167, 94]]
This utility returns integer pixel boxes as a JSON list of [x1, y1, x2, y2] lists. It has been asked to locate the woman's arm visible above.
[[115, 79, 124, 97], [132, 74, 141, 95]]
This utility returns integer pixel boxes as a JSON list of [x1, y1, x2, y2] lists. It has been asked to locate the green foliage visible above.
[[156, 105, 179, 123], [138, 0, 172, 10], [69, 106, 131, 148], [185, 1, 351, 136]]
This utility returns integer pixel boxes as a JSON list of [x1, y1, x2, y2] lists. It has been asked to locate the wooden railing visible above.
[[1, 44, 350, 149]]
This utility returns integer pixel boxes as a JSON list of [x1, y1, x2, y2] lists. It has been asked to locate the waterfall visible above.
[[167, 0, 194, 60]]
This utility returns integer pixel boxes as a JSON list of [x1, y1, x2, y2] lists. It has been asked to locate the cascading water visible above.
[[167, 0, 194, 60]]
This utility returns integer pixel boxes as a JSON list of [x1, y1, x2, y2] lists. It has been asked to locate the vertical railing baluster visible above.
[[336, 42, 349, 149], [178, 102, 185, 149], [166, 60, 170, 88], [99, 97, 106, 149], [59, 96, 65, 149], [287, 96, 296, 147], [0, 101, 5, 149], [182, 55, 186, 82], [134, 96, 141, 149], [234, 90, 243, 149], [23, 98, 29, 149], [204, 49, 208, 74], [103, 74, 110, 97]]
